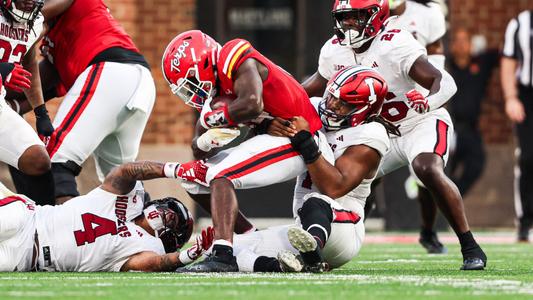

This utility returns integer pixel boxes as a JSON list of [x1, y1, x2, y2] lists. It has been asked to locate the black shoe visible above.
[[460, 245, 487, 271], [176, 255, 238, 273], [419, 231, 448, 254], [461, 258, 486, 270], [518, 224, 530, 243]]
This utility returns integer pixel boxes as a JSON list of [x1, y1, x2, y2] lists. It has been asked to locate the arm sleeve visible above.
[[427, 68, 457, 111]]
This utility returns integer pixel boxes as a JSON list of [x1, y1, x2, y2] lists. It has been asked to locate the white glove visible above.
[[196, 128, 241, 152]]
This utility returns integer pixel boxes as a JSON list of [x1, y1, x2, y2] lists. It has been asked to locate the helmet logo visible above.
[[336, 0, 352, 9], [170, 40, 191, 73], [364, 78, 377, 103]]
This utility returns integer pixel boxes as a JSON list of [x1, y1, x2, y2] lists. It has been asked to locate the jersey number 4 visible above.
[[74, 213, 118, 246]]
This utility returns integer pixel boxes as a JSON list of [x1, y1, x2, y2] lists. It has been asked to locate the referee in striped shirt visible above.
[[501, 9, 533, 242]]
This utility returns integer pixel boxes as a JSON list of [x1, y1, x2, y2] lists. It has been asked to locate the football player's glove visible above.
[[178, 226, 215, 265], [405, 89, 429, 114], [4, 63, 31, 93], [196, 128, 241, 152], [164, 161, 209, 186], [34, 104, 54, 142], [199, 98, 236, 129]]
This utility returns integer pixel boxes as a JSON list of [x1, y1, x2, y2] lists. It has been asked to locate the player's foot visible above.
[[287, 227, 328, 273], [277, 251, 303, 272], [460, 245, 487, 271], [176, 255, 238, 273], [419, 230, 448, 254]]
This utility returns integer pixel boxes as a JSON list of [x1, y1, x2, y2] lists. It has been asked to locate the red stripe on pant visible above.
[[0, 195, 27, 206], [433, 120, 449, 157], [214, 144, 299, 181], [47, 63, 104, 158], [333, 209, 361, 224]]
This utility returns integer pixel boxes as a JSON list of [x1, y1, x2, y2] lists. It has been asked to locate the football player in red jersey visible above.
[[161, 30, 328, 272], [0, 0, 56, 205], [17, 0, 156, 205]]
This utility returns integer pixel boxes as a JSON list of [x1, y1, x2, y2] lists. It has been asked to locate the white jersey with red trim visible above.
[[318, 29, 431, 132], [386, 1, 446, 47], [0, 12, 44, 64], [293, 98, 390, 218], [34, 182, 165, 272]]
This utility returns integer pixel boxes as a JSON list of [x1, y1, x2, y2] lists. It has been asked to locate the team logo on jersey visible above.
[[336, 135, 344, 142], [334, 64, 346, 71], [170, 40, 190, 73]]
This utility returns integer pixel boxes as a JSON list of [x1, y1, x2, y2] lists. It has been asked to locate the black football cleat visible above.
[[461, 258, 486, 270], [419, 231, 448, 254], [176, 255, 238, 273], [460, 245, 487, 271], [517, 224, 530, 243]]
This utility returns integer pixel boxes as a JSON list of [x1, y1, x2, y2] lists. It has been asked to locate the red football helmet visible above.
[[332, 0, 389, 48], [1, 0, 44, 25], [319, 66, 388, 130], [143, 197, 194, 253], [162, 30, 220, 109]]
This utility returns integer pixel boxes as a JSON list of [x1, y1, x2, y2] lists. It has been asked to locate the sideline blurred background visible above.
[[1, 0, 531, 230]]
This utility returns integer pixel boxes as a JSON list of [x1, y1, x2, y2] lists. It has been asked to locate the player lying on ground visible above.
[[0, 160, 213, 272], [181, 66, 398, 273]]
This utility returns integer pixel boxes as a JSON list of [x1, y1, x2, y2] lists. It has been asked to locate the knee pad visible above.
[[298, 197, 334, 222], [51, 161, 82, 198]]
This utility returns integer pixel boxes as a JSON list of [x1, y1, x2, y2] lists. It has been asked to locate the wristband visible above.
[[163, 162, 180, 178], [34, 104, 49, 117], [178, 249, 195, 265], [290, 130, 321, 164]]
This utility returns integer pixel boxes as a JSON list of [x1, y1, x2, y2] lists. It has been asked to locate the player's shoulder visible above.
[[218, 38, 255, 79], [341, 122, 390, 155], [320, 35, 348, 57], [373, 25, 425, 53]]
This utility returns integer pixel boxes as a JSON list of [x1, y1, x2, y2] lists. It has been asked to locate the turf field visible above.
[[1, 234, 531, 300]]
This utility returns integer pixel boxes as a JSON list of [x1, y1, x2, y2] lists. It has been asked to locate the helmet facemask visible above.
[[143, 197, 194, 253], [171, 65, 215, 110], [333, 6, 380, 48], [319, 94, 370, 131], [2, 0, 44, 27]]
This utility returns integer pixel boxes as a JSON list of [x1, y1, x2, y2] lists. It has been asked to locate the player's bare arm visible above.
[[227, 59, 265, 122], [120, 251, 185, 272], [408, 55, 442, 91], [101, 161, 166, 195], [290, 116, 380, 198], [301, 71, 328, 97], [41, 0, 73, 20], [21, 46, 44, 109]]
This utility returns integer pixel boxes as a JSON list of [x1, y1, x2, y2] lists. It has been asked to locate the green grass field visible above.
[[1, 238, 532, 300]]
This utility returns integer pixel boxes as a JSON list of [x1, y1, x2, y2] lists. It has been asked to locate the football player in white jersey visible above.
[[0, 0, 55, 205], [203, 66, 396, 273], [386, 0, 449, 254], [301, 0, 486, 270], [0, 160, 214, 272]]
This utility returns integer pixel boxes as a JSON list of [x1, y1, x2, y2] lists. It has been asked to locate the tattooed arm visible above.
[[120, 251, 186, 272], [101, 161, 166, 195]]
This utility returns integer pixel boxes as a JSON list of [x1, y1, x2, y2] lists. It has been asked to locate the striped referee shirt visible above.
[[503, 10, 533, 88]]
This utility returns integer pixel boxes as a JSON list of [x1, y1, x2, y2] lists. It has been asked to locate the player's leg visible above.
[[0, 104, 54, 205], [47, 62, 145, 203], [408, 110, 486, 270], [515, 101, 533, 242]]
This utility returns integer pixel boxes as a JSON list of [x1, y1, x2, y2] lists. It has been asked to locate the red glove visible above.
[[179, 226, 215, 264], [175, 160, 209, 186], [4, 64, 31, 93], [405, 89, 429, 114], [199, 101, 236, 129]]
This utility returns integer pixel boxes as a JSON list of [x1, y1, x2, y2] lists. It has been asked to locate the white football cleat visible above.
[[277, 251, 303, 272], [288, 227, 318, 253]]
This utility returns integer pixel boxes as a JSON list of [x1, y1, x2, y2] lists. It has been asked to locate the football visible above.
[[210, 95, 236, 109]]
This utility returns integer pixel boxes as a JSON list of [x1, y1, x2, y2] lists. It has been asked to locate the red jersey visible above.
[[216, 39, 322, 133], [41, 0, 140, 90]]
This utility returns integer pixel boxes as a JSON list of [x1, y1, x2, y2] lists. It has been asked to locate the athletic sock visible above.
[[253, 256, 282, 272]]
